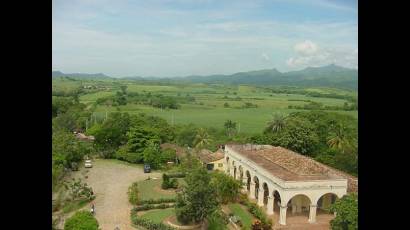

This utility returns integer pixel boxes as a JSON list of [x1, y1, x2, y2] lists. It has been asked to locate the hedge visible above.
[[240, 199, 272, 229], [137, 198, 176, 205], [133, 203, 175, 211], [128, 182, 139, 205], [166, 172, 186, 178], [64, 210, 99, 230], [131, 209, 176, 230]]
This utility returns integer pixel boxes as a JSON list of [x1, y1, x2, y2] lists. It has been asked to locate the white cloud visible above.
[[261, 53, 270, 61], [294, 40, 318, 56], [287, 41, 357, 69]]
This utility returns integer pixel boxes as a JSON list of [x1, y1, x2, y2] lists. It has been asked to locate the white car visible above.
[[85, 160, 93, 168]]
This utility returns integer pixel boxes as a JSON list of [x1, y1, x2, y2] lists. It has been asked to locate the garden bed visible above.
[[226, 203, 254, 230]]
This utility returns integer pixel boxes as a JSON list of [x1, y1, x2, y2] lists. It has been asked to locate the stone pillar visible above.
[[267, 196, 274, 215], [279, 205, 287, 225], [308, 204, 317, 223], [257, 189, 264, 207], [249, 182, 256, 199]]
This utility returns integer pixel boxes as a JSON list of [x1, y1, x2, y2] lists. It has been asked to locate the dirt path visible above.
[[81, 159, 161, 230]]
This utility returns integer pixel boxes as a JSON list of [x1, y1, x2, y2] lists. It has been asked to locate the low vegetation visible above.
[[64, 211, 99, 230]]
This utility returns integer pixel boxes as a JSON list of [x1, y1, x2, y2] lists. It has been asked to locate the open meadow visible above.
[[53, 77, 357, 134]]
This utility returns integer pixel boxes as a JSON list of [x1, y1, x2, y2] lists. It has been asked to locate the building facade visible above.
[[223, 144, 348, 225]]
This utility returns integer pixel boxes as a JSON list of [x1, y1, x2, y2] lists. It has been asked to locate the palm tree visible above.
[[327, 124, 352, 152], [266, 113, 286, 133], [194, 128, 213, 148]]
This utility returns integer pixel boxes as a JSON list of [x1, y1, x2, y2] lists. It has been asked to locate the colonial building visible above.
[[198, 149, 225, 171], [223, 144, 354, 226]]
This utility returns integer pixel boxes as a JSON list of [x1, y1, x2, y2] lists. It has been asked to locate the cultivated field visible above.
[[53, 77, 358, 134]]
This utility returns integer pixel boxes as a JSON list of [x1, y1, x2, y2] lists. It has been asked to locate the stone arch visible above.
[[253, 176, 260, 199], [273, 190, 282, 212], [312, 192, 343, 205], [245, 170, 251, 191], [286, 194, 312, 219], [262, 182, 269, 205], [315, 193, 339, 214]]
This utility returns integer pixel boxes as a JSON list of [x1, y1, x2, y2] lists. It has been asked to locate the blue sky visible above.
[[52, 0, 357, 77]]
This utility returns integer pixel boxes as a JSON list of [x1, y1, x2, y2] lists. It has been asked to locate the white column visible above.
[[257, 189, 264, 207], [267, 196, 274, 215], [279, 205, 287, 225], [308, 204, 317, 223], [249, 182, 256, 199]]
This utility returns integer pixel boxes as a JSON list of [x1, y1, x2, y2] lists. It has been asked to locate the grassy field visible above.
[[53, 78, 357, 134], [227, 203, 254, 230], [139, 208, 175, 223], [138, 179, 177, 200]]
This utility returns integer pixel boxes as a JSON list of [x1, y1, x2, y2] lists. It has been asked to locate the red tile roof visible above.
[[227, 144, 357, 192]]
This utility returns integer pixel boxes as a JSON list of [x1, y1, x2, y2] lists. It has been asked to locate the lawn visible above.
[[138, 179, 177, 200], [227, 203, 254, 230], [54, 78, 357, 134], [139, 208, 175, 224]]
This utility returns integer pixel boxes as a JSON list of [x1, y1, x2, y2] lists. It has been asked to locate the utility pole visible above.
[[86, 119, 88, 131]]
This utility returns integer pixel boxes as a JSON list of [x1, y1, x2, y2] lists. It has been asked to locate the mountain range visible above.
[[52, 64, 358, 90]]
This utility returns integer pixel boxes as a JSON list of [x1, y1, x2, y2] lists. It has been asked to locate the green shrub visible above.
[[131, 209, 176, 230], [133, 203, 175, 211], [167, 172, 186, 178], [64, 211, 99, 230], [137, 198, 176, 205], [162, 174, 179, 189], [128, 182, 139, 205], [241, 199, 272, 229]]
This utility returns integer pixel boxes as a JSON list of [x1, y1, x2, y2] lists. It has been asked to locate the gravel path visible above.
[[83, 159, 161, 230]]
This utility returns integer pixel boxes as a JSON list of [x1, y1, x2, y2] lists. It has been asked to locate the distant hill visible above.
[[52, 64, 358, 89], [52, 71, 111, 79], [179, 64, 357, 90]]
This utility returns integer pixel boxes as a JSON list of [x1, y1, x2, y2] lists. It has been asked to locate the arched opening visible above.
[[273, 190, 282, 213], [233, 166, 237, 179], [262, 183, 269, 205], [226, 157, 230, 173], [253, 176, 260, 199], [317, 193, 338, 215], [238, 165, 243, 181], [246, 170, 251, 191], [287, 194, 311, 221]]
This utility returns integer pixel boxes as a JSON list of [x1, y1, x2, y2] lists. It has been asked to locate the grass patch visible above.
[[62, 199, 90, 214], [138, 179, 177, 200], [139, 208, 175, 224], [227, 203, 254, 230]]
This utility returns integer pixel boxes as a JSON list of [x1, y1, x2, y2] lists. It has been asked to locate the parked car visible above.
[[144, 164, 151, 173], [85, 160, 93, 168]]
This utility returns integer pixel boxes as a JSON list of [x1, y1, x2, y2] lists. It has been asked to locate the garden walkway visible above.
[[75, 159, 161, 230]]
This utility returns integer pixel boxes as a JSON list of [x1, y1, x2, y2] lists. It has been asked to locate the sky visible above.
[[52, 0, 358, 77]]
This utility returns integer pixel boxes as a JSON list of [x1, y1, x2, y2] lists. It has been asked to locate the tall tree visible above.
[[224, 120, 237, 137], [329, 193, 358, 230], [265, 113, 286, 133], [327, 124, 353, 153], [194, 128, 213, 148], [175, 167, 218, 224]]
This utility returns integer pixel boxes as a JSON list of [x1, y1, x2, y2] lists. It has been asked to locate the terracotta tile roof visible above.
[[160, 143, 187, 157], [227, 144, 356, 186], [75, 133, 95, 141], [198, 149, 225, 163]]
